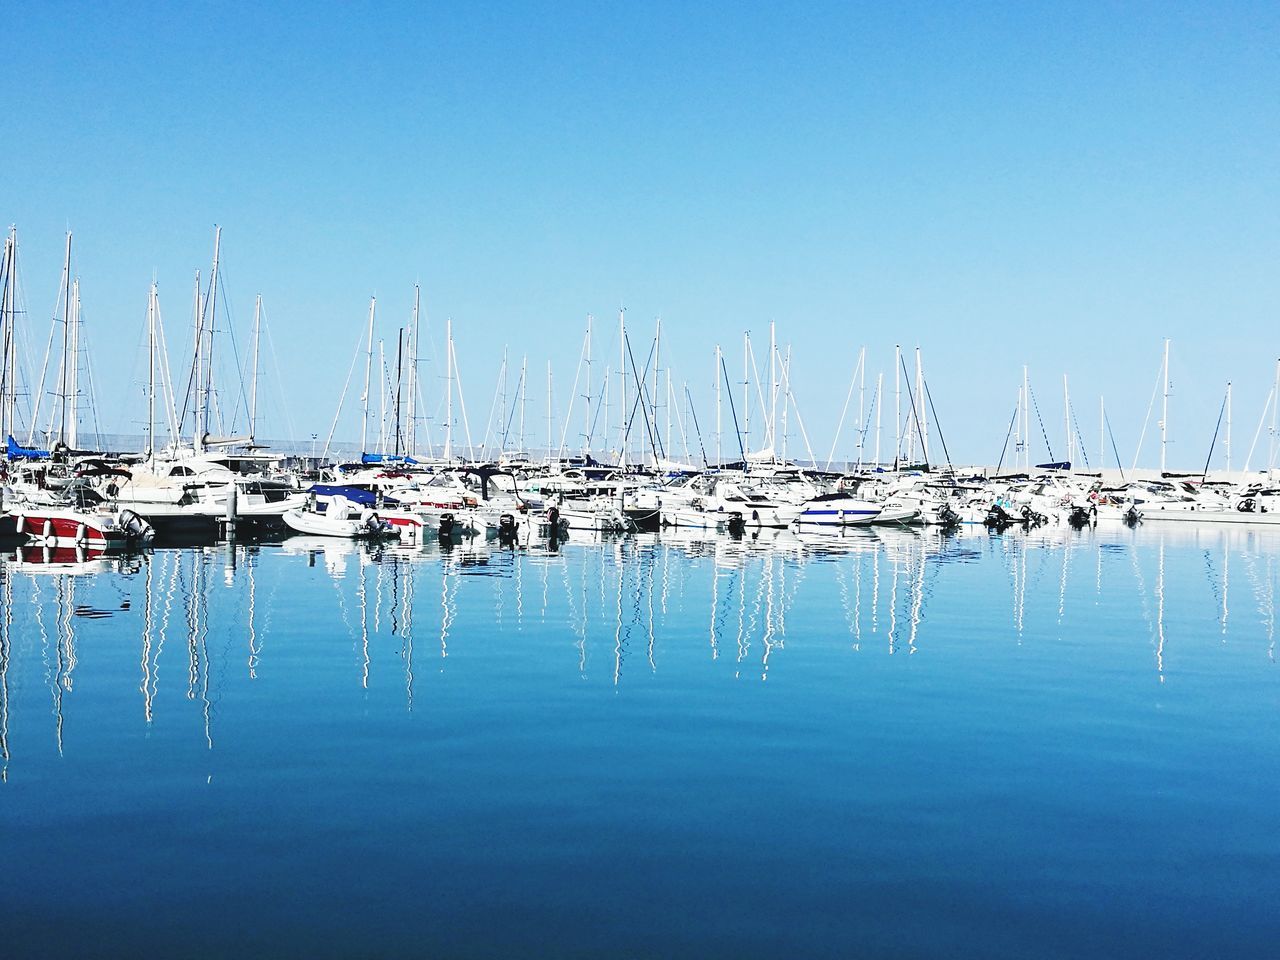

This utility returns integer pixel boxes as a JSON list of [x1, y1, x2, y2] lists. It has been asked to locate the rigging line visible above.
[[896, 351, 928, 468], [500, 364, 525, 450], [1202, 387, 1229, 482], [1130, 356, 1165, 473], [624, 334, 663, 461], [720, 354, 746, 462], [619, 339, 654, 453], [995, 404, 1019, 475], [1027, 385, 1056, 462], [921, 375, 954, 474], [1104, 411, 1127, 482], [855, 379, 879, 471], [1070, 403, 1092, 469], [684, 383, 709, 468]]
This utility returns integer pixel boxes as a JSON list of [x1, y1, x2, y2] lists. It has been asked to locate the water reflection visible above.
[[1, 523, 1278, 772]]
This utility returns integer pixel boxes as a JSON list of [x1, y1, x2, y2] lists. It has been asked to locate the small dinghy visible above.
[[283, 492, 400, 539]]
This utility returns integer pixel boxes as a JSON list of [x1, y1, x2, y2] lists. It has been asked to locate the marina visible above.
[[6, 3, 1280, 956], [1, 524, 1278, 957]]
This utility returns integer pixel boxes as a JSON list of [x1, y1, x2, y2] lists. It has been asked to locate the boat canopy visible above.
[[309, 484, 379, 506], [7, 435, 50, 459]]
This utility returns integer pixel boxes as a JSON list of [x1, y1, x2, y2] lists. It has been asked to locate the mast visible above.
[[189, 270, 201, 449], [546, 360, 553, 463], [518, 353, 527, 455], [377, 338, 387, 454], [359, 296, 376, 453], [248, 294, 261, 446], [857, 348, 866, 465], [1, 230, 16, 441], [893, 344, 901, 466], [742, 331, 750, 459], [1225, 382, 1232, 475], [762, 321, 773, 453], [583, 315, 592, 457], [1160, 337, 1170, 473], [618, 308, 626, 465], [407, 285, 419, 458], [67, 278, 80, 449], [1271, 359, 1280, 472], [915, 346, 927, 464], [393, 328, 404, 456], [199, 226, 221, 453], [1063, 373, 1072, 467], [714, 344, 722, 466], [653, 316, 661, 454], [1099, 395, 1105, 474], [1022, 365, 1030, 470], [146, 281, 157, 456], [58, 232, 72, 445], [443, 317, 453, 460], [874, 372, 883, 465]]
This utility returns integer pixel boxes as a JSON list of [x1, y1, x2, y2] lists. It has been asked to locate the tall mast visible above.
[[67, 278, 80, 449], [443, 317, 453, 460], [249, 294, 261, 446], [874, 372, 883, 465], [618, 308, 626, 464], [147, 281, 157, 456], [1, 231, 15, 441], [1270, 359, 1280, 472], [58, 232, 72, 445], [1022, 365, 1030, 469], [857, 348, 866, 465], [769, 320, 777, 452], [546, 360, 553, 463], [199, 226, 221, 452], [1063, 373, 1072, 467], [893, 344, 901, 466], [519, 353, 527, 455], [714, 344, 722, 466], [583, 315, 592, 457], [1225, 382, 1232, 475], [189, 270, 201, 449], [653, 316, 661, 451], [915, 346, 927, 464], [1160, 337, 1170, 472], [407, 284, 419, 458], [1099, 395, 1105, 474], [360, 296, 376, 453], [377, 338, 387, 454], [742, 331, 750, 458], [393, 328, 404, 456]]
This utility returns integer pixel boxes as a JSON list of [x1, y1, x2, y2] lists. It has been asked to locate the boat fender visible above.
[[75, 522, 87, 545], [42, 519, 53, 543], [15, 515, 24, 535]]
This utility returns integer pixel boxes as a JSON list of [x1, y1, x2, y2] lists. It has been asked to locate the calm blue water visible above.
[[1, 524, 1278, 958]]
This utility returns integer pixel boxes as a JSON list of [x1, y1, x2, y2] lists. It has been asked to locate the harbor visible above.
[[5, 3, 1279, 957]]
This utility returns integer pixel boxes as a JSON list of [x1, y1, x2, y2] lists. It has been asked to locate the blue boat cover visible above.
[[7, 435, 50, 459], [308, 484, 379, 506]]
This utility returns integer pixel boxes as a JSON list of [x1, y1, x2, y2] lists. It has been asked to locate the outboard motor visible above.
[[1022, 505, 1048, 527], [984, 504, 1014, 528], [726, 511, 746, 538], [1123, 505, 1142, 526], [1067, 505, 1094, 528], [546, 506, 561, 538], [439, 512, 456, 540], [498, 512, 517, 545], [936, 503, 960, 527]]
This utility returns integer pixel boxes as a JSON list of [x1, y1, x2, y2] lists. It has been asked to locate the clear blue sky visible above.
[[7, 1, 1279, 468]]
